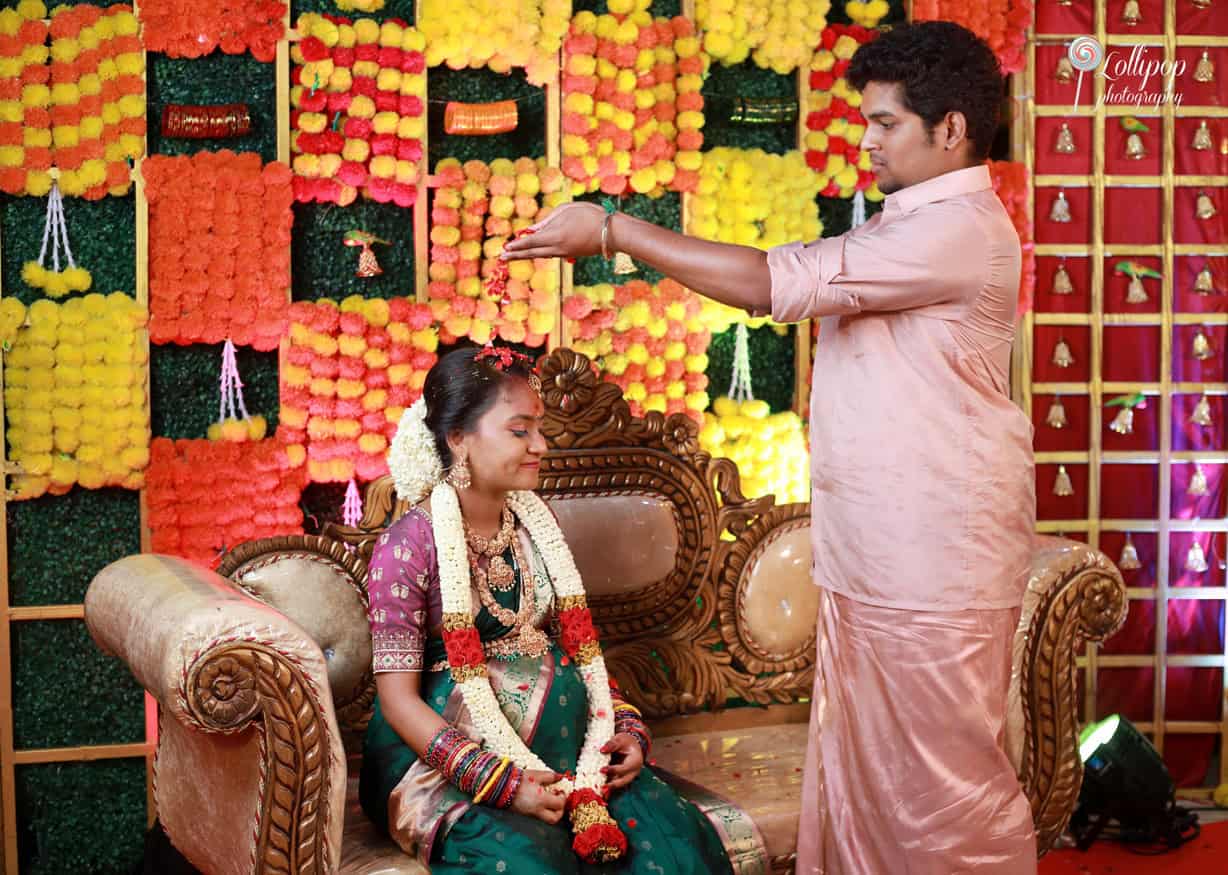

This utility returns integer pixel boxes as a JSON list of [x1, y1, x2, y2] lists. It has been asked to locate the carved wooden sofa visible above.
[[84, 348, 1127, 875]]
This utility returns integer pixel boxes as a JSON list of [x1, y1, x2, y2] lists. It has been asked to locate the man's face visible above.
[[859, 81, 960, 194]]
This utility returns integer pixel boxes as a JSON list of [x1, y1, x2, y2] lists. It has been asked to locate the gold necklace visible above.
[[464, 506, 517, 592], [472, 532, 550, 660]]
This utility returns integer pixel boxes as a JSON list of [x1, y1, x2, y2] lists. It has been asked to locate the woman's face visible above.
[[452, 377, 547, 494]]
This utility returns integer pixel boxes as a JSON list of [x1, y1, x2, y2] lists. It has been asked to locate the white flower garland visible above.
[[388, 397, 443, 504], [431, 481, 616, 795]]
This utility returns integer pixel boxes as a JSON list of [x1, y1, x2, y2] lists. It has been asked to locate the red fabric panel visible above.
[[1104, 116, 1163, 176], [1103, 254, 1162, 313], [1035, 256, 1091, 313], [1101, 596, 1157, 653], [1168, 600, 1226, 655], [1174, 46, 1226, 107], [1034, 117, 1093, 176], [1175, 117, 1228, 176], [1103, 395, 1160, 452], [1035, 185, 1092, 244], [1171, 462, 1227, 520], [1036, 462, 1089, 520], [1105, 0, 1166, 35], [1174, 186, 1227, 245], [1172, 392, 1226, 452], [1097, 667, 1155, 723], [1033, 325, 1091, 382], [1170, 531, 1226, 589], [1173, 324, 1227, 382], [1035, 1, 1092, 35], [1174, 255, 1228, 314], [1100, 532, 1159, 592], [1164, 667, 1223, 788], [1103, 325, 1161, 382], [1032, 393, 1090, 452], [1035, 44, 1095, 107], [1101, 463, 1159, 519], [1104, 186, 1163, 245], [1178, 0, 1228, 34]]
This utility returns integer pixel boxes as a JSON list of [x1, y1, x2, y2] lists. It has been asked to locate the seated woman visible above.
[[360, 346, 734, 874]]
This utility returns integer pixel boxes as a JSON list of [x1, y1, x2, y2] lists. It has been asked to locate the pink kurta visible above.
[[768, 165, 1037, 873]]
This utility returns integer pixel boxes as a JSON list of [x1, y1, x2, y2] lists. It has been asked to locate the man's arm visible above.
[[607, 212, 772, 315], [501, 202, 773, 315]]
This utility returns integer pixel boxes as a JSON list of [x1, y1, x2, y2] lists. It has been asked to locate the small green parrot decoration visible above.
[[1114, 260, 1162, 280], [1106, 392, 1147, 410], [1120, 116, 1150, 133]]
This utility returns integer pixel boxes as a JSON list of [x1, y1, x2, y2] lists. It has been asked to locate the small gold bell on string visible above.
[[1055, 122, 1077, 154], [1189, 465, 1209, 496], [1191, 0, 1212, 9], [1196, 191, 1217, 220], [1190, 394, 1213, 427], [1109, 406, 1135, 435], [1052, 338, 1074, 368], [1192, 120, 1213, 151], [1121, 0, 1142, 24], [1050, 190, 1072, 223], [1055, 55, 1075, 84], [1193, 328, 1214, 360], [1046, 395, 1068, 429], [1053, 260, 1074, 295], [1194, 50, 1215, 84], [1118, 533, 1142, 571], [1194, 264, 1216, 295], [1056, 0, 1072, 6], [1053, 465, 1074, 497], [1185, 540, 1209, 573], [1125, 132, 1147, 160], [613, 251, 637, 275], [1126, 274, 1150, 303]]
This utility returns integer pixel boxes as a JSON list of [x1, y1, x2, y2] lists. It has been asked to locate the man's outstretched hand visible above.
[[501, 202, 607, 261]]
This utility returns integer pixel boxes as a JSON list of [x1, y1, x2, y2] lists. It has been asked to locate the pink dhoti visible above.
[[796, 589, 1037, 875]]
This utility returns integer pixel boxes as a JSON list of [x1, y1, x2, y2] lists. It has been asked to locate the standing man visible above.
[[504, 20, 1037, 874]]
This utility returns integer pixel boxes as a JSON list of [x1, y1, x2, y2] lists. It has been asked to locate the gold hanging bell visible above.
[[1191, 0, 1212, 9], [1196, 191, 1217, 220], [1053, 261, 1074, 295], [1055, 122, 1077, 154], [1193, 328, 1214, 360], [1186, 540, 1209, 573], [1125, 132, 1147, 160], [1055, 55, 1075, 84], [1046, 395, 1068, 429], [1050, 190, 1072, 223], [1122, 0, 1142, 25], [1190, 394, 1213, 427], [1109, 406, 1135, 435], [1194, 264, 1216, 295], [1118, 533, 1142, 571], [1189, 465, 1209, 496], [1194, 50, 1215, 84], [1192, 120, 1213, 151], [613, 251, 637, 275], [1126, 275, 1150, 303], [1053, 465, 1074, 497], [1052, 338, 1075, 368]]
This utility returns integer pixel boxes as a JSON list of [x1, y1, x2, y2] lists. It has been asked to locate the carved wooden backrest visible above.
[[324, 347, 819, 719]]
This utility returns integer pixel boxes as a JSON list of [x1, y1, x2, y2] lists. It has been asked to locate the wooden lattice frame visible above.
[[1016, 7, 1228, 800]]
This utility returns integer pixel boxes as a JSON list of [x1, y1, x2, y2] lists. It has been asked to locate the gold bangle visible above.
[[473, 757, 510, 804], [600, 211, 614, 260]]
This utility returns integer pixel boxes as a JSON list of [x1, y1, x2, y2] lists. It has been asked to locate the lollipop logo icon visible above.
[[1068, 36, 1104, 108]]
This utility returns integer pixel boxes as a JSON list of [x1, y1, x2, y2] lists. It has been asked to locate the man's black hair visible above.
[[848, 21, 1004, 161]]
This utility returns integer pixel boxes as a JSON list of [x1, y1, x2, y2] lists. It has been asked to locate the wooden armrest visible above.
[[1016, 536, 1127, 854], [85, 554, 346, 875]]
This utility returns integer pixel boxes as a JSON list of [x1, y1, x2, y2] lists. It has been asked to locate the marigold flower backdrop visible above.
[[0, 0, 1092, 870]]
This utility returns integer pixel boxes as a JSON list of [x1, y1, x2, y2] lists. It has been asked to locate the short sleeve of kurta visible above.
[[367, 509, 438, 673]]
